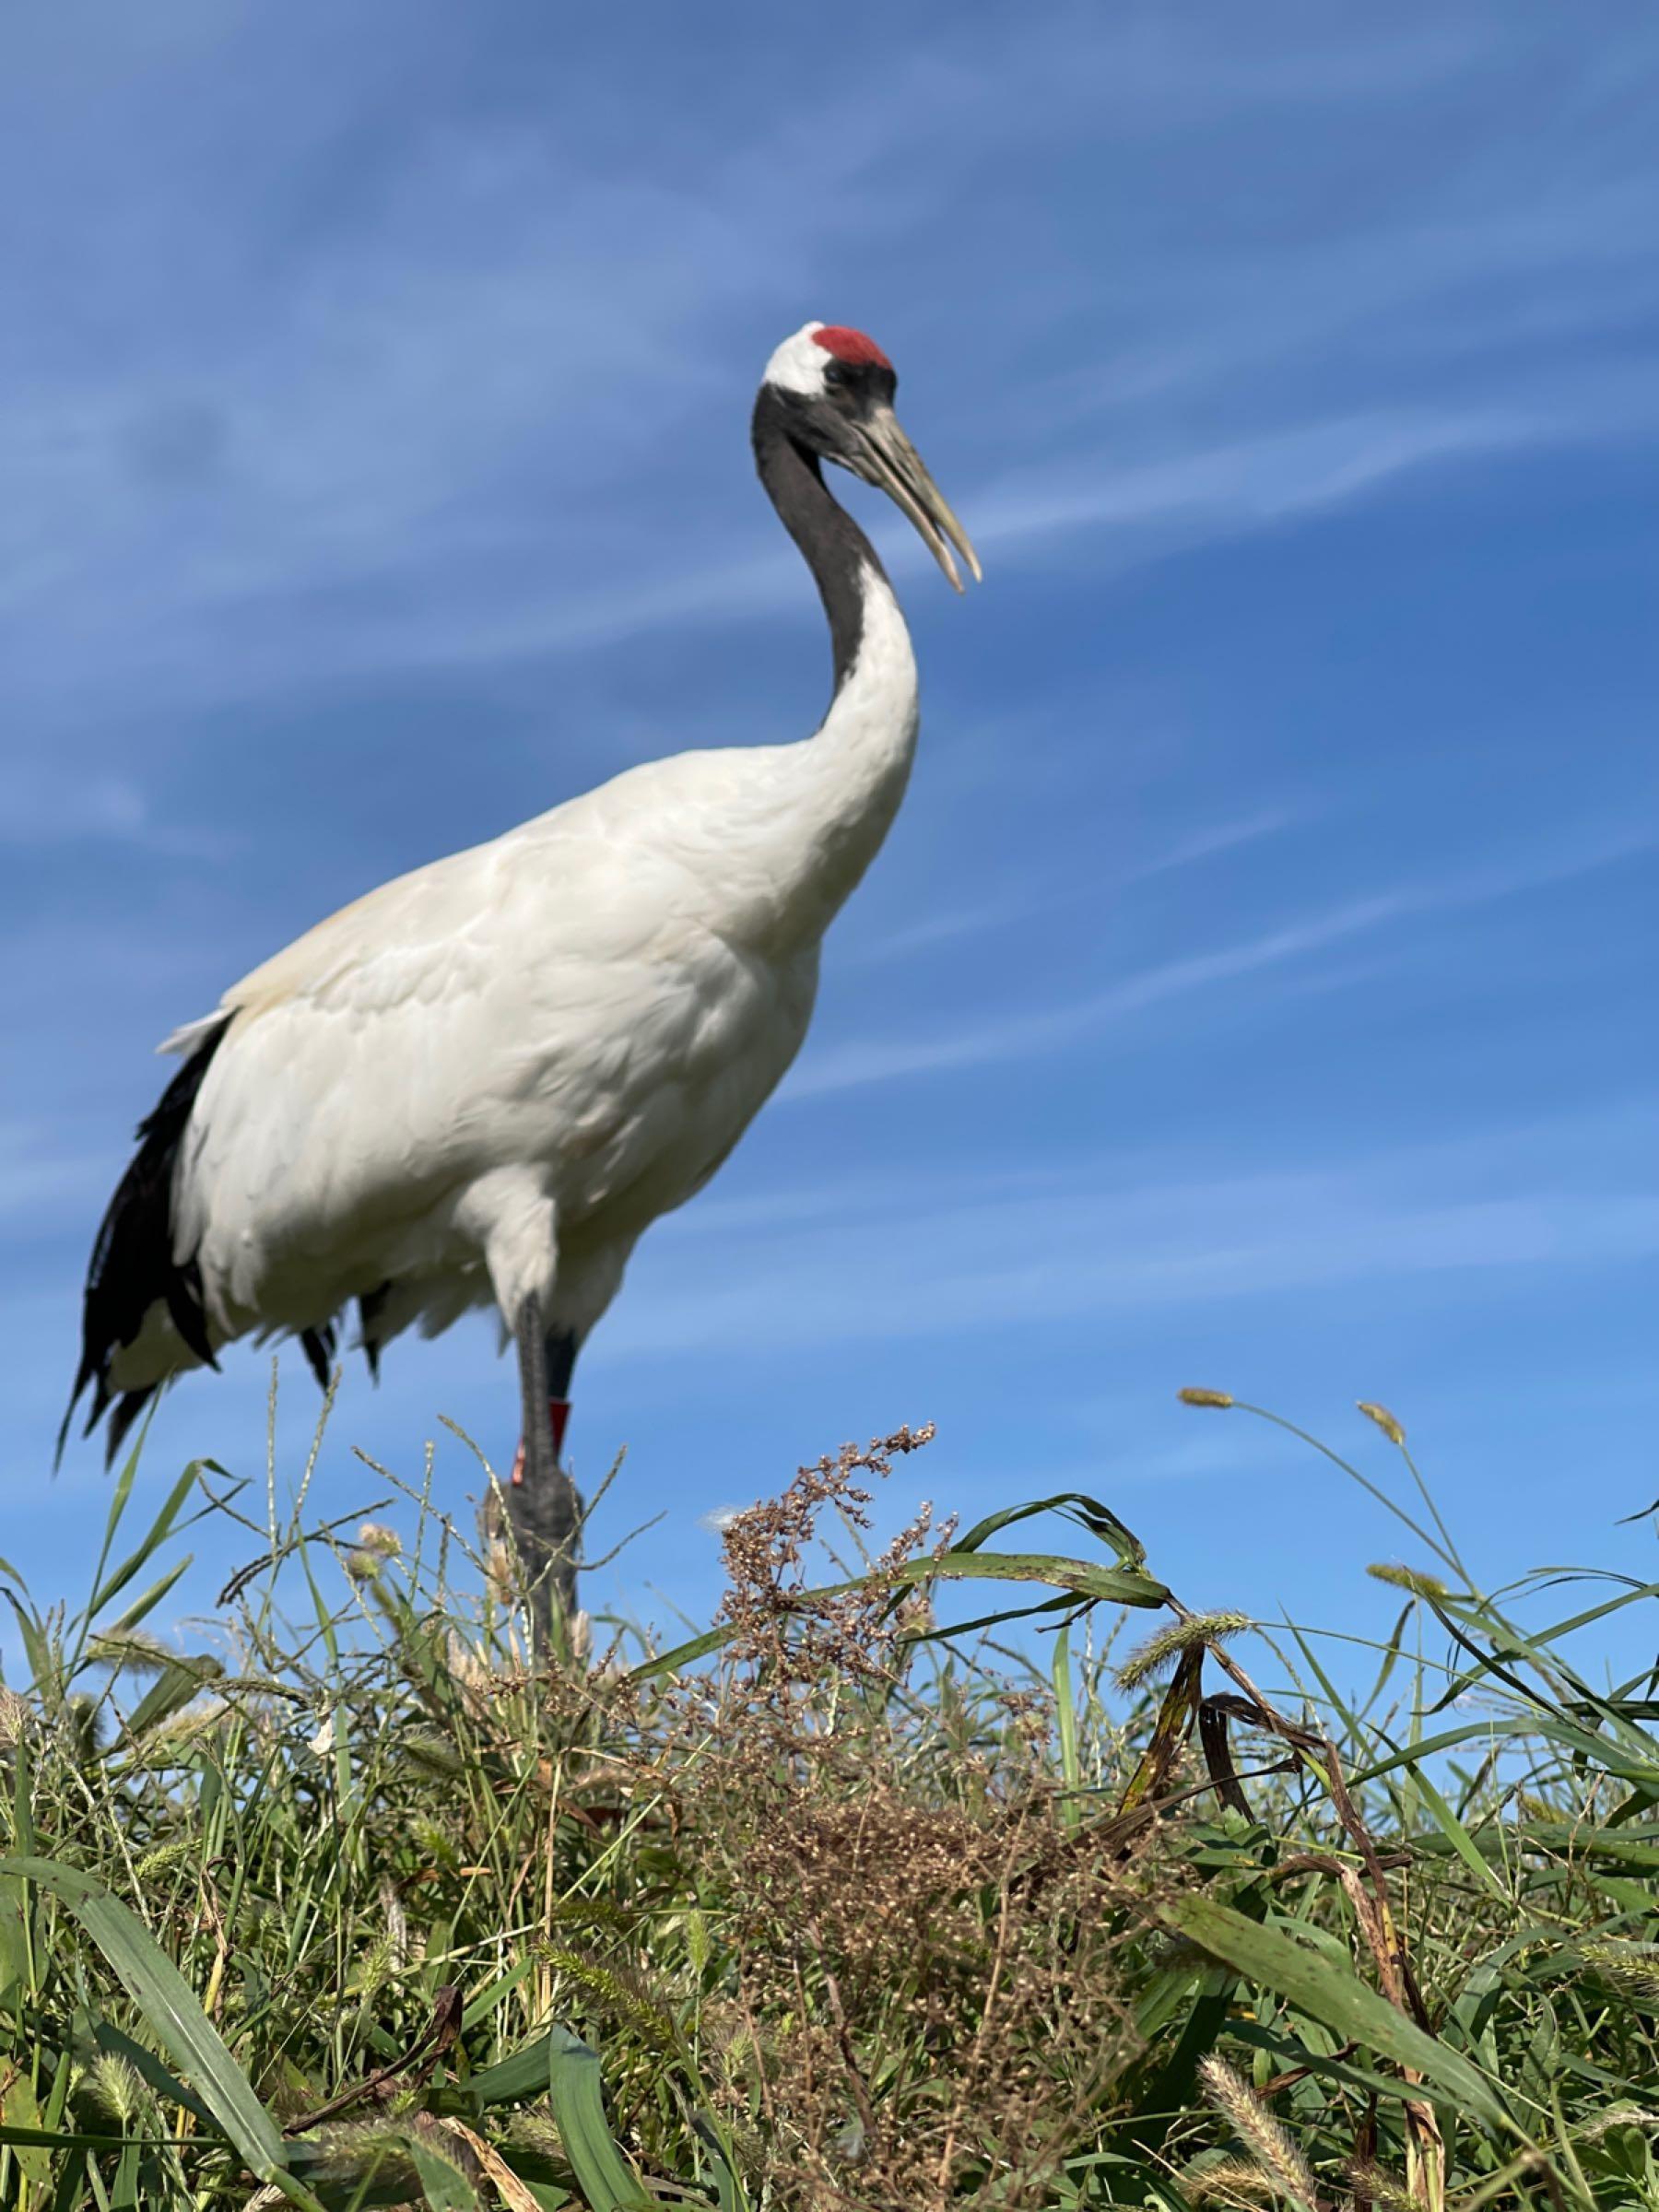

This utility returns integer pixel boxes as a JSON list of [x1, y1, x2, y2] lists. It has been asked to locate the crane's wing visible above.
[[68, 747, 804, 1458], [186, 749, 763, 1040], [174, 793, 711, 1268]]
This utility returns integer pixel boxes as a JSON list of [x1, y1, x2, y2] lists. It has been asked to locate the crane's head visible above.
[[762, 322, 982, 593]]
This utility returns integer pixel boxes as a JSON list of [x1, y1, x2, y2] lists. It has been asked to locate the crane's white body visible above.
[[108, 568, 917, 1393]]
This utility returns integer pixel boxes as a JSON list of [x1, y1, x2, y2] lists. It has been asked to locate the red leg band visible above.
[[510, 1400, 572, 1486]]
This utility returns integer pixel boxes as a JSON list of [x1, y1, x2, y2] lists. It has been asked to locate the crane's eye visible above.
[[822, 360, 850, 389]]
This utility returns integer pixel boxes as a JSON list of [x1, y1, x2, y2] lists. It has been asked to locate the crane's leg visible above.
[[506, 1294, 582, 1651]]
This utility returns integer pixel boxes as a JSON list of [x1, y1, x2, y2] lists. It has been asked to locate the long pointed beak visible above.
[[849, 407, 982, 594]]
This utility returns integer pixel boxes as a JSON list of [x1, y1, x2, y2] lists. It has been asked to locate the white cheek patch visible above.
[[763, 321, 830, 397]]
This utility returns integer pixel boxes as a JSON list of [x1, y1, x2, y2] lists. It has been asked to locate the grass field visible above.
[[2, 1389, 1656, 2210]]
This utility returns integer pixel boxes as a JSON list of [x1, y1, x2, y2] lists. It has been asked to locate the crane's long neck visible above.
[[751, 388, 920, 935]]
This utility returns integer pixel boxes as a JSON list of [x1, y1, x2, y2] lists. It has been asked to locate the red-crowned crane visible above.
[[65, 321, 981, 1628]]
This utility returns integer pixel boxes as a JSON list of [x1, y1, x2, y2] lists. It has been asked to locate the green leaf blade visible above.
[[0, 1854, 303, 2198], [1161, 1891, 1512, 2133]]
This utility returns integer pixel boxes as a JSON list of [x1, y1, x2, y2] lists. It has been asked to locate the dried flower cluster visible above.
[[575, 1426, 1167, 2210], [714, 1423, 946, 1680]]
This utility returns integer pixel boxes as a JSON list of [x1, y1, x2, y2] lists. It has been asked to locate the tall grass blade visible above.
[[949, 1491, 1151, 1571], [0, 1587, 52, 1700], [120, 1655, 224, 1742], [1119, 1644, 1205, 1815], [545, 2026, 655, 2209], [1161, 1892, 1512, 2131], [98, 1558, 194, 1643], [0, 1855, 304, 2199], [463, 2027, 562, 2111], [1053, 1624, 1083, 1833]]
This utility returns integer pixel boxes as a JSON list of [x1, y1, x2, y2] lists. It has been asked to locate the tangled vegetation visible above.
[[2, 1390, 1656, 2209]]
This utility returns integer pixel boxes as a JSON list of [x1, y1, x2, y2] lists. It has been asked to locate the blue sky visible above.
[[4, 3, 1656, 1676]]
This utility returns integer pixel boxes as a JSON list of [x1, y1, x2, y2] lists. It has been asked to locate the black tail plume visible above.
[[300, 1320, 336, 1392], [359, 1282, 391, 1382], [61, 1017, 231, 1468]]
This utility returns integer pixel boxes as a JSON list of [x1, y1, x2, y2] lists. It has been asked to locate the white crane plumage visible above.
[[66, 320, 980, 1620]]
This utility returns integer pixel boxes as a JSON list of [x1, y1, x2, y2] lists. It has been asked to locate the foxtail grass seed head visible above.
[[1199, 2056, 1319, 2207], [505, 2111, 566, 2161], [1115, 1610, 1250, 1692], [1357, 1400, 1406, 1446], [78, 2055, 152, 2130], [1187, 2157, 1278, 2203], [1367, 1562, 1449, 1600], [1180, 1386, 1235, 1409], [1347, 2159, 1424, 2211], [305, 2119, 424, 2192], [1581, 1942, 1659, 2005], [0, 1688, 29, 1747], [1579, 2106, 1659, 2141], [135, 1835, 200, 1883], [149, 1695, 229, 1747], [543, 1947, 677, 2051], [86, 1629, 175, 1678], [378, 1876, 410, 1969]]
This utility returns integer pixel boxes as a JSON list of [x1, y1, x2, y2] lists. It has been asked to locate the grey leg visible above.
[[507, 1294, 582, 1648]]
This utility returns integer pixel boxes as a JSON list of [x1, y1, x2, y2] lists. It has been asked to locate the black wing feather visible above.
[[60, 1017, 231, 1466]]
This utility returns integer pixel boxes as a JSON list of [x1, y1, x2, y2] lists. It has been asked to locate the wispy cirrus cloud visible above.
[[602, 1100, 1659, 1361], [785, 827, 1656, 1100], [128, 395, 1593, 712], [1124, 808, 1304, 883], [6, 2, 1656, 747], [838, 810, 1306, 970], [965, 407, 1550, 569], [0, 394, 1577, 749]]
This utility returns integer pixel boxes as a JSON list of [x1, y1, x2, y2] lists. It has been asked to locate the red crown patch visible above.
[[811, 325, 893, 371]]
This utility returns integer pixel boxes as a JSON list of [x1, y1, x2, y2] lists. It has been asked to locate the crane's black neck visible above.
[[752, 385, 887, 694]]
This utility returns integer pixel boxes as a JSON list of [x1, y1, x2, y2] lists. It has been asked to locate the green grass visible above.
[[2, 1390, 1657, 2210]]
